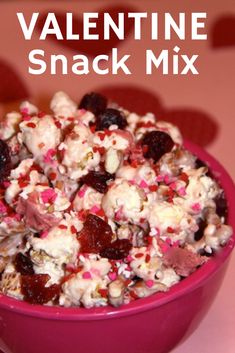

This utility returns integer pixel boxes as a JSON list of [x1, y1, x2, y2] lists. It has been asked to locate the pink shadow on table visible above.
[[0, 59, 29, 103], [211, 15, 235, 48], [99, 85, 219, 147]]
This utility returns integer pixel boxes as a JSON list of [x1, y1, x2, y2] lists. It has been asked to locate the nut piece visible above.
[[108, 278, 125, 307], [105, 148, 122, 174], [132, 280, 167, 298], [0, 271, 23, 299]]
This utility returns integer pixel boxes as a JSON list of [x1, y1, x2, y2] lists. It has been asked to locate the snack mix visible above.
[[0, 92, 232, 308]]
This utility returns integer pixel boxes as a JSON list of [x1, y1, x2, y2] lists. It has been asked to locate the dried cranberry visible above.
[[198, 248, 214, 257], [195, 158, 213, 178], [194, 218, 207, 241], [81, 171, 114, 193], [195, 158, 208, 169], [96, 108, 127, 131], [78, 214, 112, 253], [142, 131, 174, 162], [14, 253, 34, 275], [132, 275, 142, 282], [0, 139, 11, 182], [21, 274, 61, 304], [215, 192, 228, 219], [79, 92, 107, 116], [100, 239, 132, 260]]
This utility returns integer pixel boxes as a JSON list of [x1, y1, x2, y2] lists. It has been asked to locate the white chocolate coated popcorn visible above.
[[50, 91, 77, 118], [61, 123, 100, 180], [19, 115, 61, 159], [102, 179, 146, 224], [0, 91, 232, 308]]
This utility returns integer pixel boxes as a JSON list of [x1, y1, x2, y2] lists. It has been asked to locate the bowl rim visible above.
[[0, 140, 234, 321]]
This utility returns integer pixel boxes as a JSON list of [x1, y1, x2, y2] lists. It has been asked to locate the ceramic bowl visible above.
[[0, 141, 234, 353]]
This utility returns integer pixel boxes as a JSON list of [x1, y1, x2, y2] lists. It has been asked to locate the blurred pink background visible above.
[[0, 1, 234, 352]]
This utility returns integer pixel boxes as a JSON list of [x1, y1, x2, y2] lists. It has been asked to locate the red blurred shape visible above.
[[160, 109, 218, 148], [98, 85, 218, 147], [99, 85, 163, 116], [0, 60, 29, 103], [211, 16, 235, 48]]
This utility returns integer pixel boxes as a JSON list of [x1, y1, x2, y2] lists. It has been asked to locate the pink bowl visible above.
[[0, 141, 234, 353]]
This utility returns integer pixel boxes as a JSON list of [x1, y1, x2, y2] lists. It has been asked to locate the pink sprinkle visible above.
[[150, 227, 160, 236], [145, 280, 154, 288], [155, 227, 160, 236], [77, 109, 86, 117], [191, 202, 201, 212], [13, 214, 21, 222], [108, 272, 117, 281], [0, 201, 7, 214], [41, 188, 57, 204], [156, 175, 164, 182], [178, 187, 186, 196], [66, 264, 76, 271], [126, 255, 133, 262], [139, 179, 148, 189], [2, 217, 13, 225], [22, 114, 31, 121], [164, 175, 171, 184], [160, 242, 170, 254], [91, 268, 100, 276], [78, 185, 87, 198], [21, 107, 29, 114], [82, 271, 92, 279], [90, 205, 101, 214], [43, 149, 57, 166], [41, 230, 49, 238], [115, 207, 124, 221], [129, 179, 136, 185], [169, 182, 177, 190], [172, 240, 180, 248], [165, 237, 172, 245]]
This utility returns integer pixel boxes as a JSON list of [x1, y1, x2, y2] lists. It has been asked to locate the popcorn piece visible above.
[[10, 159, 34, 179], [60, 258, 111, 307], [19, 101, 38, 115], [0, 112, 22, 140], [19, 116, 61, 159], [73, 186, 103, 212], [61, 123, 100, 180], [61, 275, 107, 308], [158, 268, 180, 288], [174, 168, 220, 216], [130, 247, 161, 281], [50, 91, 77, 117], [102, 180, 146, 223], [93, 129, 133, 152], [30, 225, 80, 260], [29, 224, 80, 284], [149, 201, 195, 237]]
